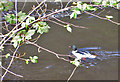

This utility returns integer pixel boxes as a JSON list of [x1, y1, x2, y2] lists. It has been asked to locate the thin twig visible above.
[[0, 0, 46, 48], [84, 11, 120, 25], [67, 66, 78, 82], [0, 65, 23, 78], [21, 0, 27, 11], [65, 0, 72, 8], [52, 16, 88, 29], [0, 54, 27, 61], [47, 19, 65, 27], [26, 41, 70, 62], [1, 45, 20, 81]]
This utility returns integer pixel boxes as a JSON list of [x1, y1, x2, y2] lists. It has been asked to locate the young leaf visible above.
[[5, 53, 10, 58], [21, 22, 28, 29], [70, 12, 75, 19], [66, 26, 72, 33], [106, 15, 113, 19], [33, 56, 38, 60], [0, 46, 4, 51], [70, 60, 81, 67], [25, 59, 30, 64], [25, 29, 35, 40], [26, 16, 35, 25], [31, 59, 37, 63], [11, 35, 22, 48]]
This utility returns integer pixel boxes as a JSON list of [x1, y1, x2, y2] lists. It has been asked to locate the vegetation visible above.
[[0, 0, 119, 81]]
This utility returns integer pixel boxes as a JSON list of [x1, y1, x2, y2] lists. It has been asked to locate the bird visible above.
[[68, 45, 97, 62]]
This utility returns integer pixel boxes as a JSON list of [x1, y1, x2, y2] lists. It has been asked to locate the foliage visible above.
[[32, 21, 50, 34], [25, 56, 38, 64], [5, 53, 10, 59], [64, 24, 72, 33], [70, 60, 81, 67], [70, 0, 120, 19], [4, 13, 16, 24], [0, 0, 13, 11], [106, 15, 113, 19], [17, 11, 27, 22]]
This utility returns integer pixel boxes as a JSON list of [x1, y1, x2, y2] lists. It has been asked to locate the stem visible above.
[[0, 0, 46, 48], [26, 41, 70, 62], [67, 66, 78, 82], [1, 45, 20, 81], [84, 11, 120, 25], [0, 65, 23, 78]]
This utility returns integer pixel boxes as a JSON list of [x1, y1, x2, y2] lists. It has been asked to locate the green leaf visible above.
[[70, 60, 81, 67], [25, 29, 35, 40], [26, 16, 35, 25], [4, 13, 16, 24], [21, 22, 28, 29], [0, 2, 4, 11], [66, 26, 72, 33], [17, 11, 26, 17], [4, 1, 13, 11], [70, 12, 75, 19], [31, 59, 37, 63], [25, 59, 30, 64], [11, 35, 22, 48], [29, 56, 33, 60], [33, 56, 38, 60], [83, 3, 87, 10], [73, 2, 77, 5], [94, 8, 97, 11], [5, 53, 10, 58], [0, 46, 4, 51], [106, 15, 113, 19]]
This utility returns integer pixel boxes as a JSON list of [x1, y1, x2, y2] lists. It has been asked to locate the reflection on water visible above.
[[2, 2, 118, 80]]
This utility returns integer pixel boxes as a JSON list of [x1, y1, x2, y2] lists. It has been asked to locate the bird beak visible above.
[[93, 54, 97, 56]]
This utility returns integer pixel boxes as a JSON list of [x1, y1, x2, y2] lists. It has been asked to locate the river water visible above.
[[2, 2, 119, 80]]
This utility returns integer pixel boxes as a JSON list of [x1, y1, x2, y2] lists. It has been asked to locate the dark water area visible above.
[[2, 2, 119, 80]]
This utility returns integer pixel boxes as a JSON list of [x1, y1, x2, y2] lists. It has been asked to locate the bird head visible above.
[[69, 45, 77, 51]]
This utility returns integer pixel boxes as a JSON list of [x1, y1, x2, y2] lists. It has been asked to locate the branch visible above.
[[1, 45, 20, 81], [26, 41, 70, 62], [84, 11, 120, 25], [67, 66, 78, 82], [0, 0, 46, 48], [0, 65, 23, 78], [52, 17, 88, 29]]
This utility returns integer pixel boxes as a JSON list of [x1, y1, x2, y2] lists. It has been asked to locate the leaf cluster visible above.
[[0, 0, 13, 11]]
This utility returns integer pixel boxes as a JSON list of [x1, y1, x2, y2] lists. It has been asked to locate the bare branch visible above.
[[84, 11, 120, 25], [1, 45, 20, 81], [67, 66, 78, 82], [0, 65, 23, 78]]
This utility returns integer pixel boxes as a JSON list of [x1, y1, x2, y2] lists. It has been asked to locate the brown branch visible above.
[[47, 19, 65, 27], [67, 66, 78, 82], [1, 45, 20, 81], [52, 17, 88, 29], [0, 0, 46, 48], [84, 11, 120, 25], [0, 65, 23, 78], [26, 41, 70, 62]]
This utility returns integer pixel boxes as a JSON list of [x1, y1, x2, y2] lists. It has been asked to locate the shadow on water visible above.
[[2, 2, 118, 80]]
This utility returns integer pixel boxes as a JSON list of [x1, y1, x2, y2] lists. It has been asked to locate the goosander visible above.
[[69, 45, 97, 61]]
